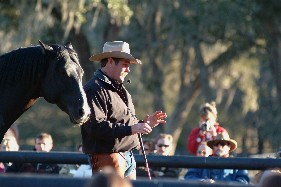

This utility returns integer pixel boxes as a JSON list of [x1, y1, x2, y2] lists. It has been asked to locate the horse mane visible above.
[[0, 46, 45, 86], [0, 44, 81, 87]]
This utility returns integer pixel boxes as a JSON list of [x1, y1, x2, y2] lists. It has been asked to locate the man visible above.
[[184, 133, 250, 184], [149, 133, 181, 178], [81, 41, 167, 179], [34, 133, 53, 152], [154, 133, 173, 156], [6, 133, 61, 174]]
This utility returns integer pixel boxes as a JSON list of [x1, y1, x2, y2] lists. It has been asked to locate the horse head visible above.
[[38, 40, 90, 125]]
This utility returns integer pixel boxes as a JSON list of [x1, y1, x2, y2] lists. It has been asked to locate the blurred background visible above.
[[0, 0, 280, 156]]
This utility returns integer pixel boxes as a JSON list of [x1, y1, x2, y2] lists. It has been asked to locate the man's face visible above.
[[213, 141, 230, 157], [155, 138, 172, 156], [108, 58, 130, 83], [35, 138, 53, 152]]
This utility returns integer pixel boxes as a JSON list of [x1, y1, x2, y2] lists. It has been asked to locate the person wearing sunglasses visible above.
[[184, 133, 250, 184], [147, 133, 181, 178], [154, 134, 173, 156], [196, 142, 213, 157]]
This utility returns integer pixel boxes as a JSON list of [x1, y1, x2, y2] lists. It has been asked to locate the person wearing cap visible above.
[[184, 133, 250, 184], [81, 41, 167, 179], [187, 102, 229, 155]]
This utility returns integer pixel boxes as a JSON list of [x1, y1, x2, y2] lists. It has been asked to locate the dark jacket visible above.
[[184, 168, 250, 184], [81, 69, 140, 154]]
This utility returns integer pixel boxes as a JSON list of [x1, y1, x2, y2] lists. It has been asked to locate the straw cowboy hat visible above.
[[207, 133, 237, 152], [89, 41, 141, 64]]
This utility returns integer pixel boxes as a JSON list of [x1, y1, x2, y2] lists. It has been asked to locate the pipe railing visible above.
[[0, 151, 279, 170], [0, 174, 254, 187]]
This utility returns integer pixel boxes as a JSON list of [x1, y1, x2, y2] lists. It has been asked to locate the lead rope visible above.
[[138, 133, 151, 180]]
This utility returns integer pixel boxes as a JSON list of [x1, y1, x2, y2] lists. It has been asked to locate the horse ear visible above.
[[39, 40, 53, 54], [65, 42, 74, 50]]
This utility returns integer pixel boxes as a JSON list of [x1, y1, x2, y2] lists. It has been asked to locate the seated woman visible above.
[[196, 142, 213, 157]]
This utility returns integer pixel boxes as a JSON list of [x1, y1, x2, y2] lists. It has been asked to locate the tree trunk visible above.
[[263, 19, 281, 105], [194, 40, 214, 101], [68, 28, 96, 82], [167, 45, 201, 155]]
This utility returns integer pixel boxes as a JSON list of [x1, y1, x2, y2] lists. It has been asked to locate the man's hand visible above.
[[131, 122, 152, 135], [145, 111, 167, 128]]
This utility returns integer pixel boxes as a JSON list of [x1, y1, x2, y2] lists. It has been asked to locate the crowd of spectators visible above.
[[1, 102, 280, 186]]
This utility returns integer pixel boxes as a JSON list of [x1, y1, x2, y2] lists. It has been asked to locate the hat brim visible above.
[[207, 139, 237, 152], [89, 51, 141, 64]]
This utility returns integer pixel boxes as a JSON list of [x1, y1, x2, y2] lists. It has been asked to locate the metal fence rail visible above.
[[0, 151, 279, 170], [0, 174, 254, 187]]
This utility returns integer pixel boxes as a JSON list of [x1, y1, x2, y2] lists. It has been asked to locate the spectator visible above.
[[0, 124, 20, 173], [1, 124, 20, 152], [85, 167, 132, 187], [139, 139, 154, 155], [77, 144, 83, 152], [6, 133, 61, 174], [196, 142, 213, 157], [34, 133, 53, 152], [136, 139, 154, 178], [81, 41, 167, 179], [184, 133, 250, 184], [150, 133, 181, 178], [73, 143, 92, 178], [59, 144, 85, 176], [187, 102, 228, 155], [254, 147, 281, 184], [154, 133, 173, 156], [258, 169, 281, 187]]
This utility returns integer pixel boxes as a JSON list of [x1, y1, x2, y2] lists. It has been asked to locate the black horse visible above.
[[0, 41, 90, 141]]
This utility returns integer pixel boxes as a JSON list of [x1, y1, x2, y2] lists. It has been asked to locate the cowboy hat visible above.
[[89, 41, 141, 64], [207, 133, 237, 152]]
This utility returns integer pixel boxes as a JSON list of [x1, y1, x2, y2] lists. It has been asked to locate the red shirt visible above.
[[187, 123, 228, 155]]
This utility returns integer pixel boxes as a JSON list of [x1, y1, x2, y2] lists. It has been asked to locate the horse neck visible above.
[[22, 46, 49, 98], [36, 51, 49, 98]]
